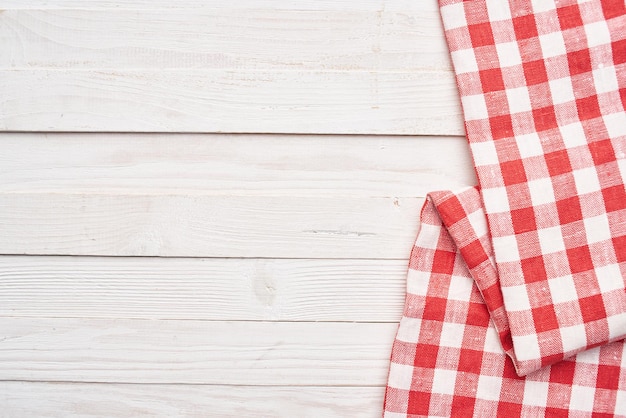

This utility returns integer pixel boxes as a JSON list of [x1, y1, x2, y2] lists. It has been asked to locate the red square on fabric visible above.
[[550, 360, 576, 384], [579, 294, 608, 323], [602, 185, 626, 212], [513, 14, 538, 40], [461, 239, 489, 269], [432, 249, 457, 274], [523, 60, 549, 86], [544, 149, 572, 177], [458, 348, 484, 373], [501, 159, 528, 185], [498, 402, 523, 416], [576, 96, 602, 121], [469, 22, 495, 47], [489, 115, 514, 140], [602, 0, 626, 20], [521, 256, 548, 283], [480, 68, 505, 92], [532, 305, 560, 332], [556, 196, 583, 224], [511, 207, 537, 233], [438, 196, 468, 226], [612, 39, 626, 64], [596, 364, 621, 390], [557, 4, 583, 30], [466, 302, 491, 327], [533, 106, 559, 131], [567, 49, 592, 76], [422, 297, 448, 321], [407, 391, 432, 416], [589, 139, 617, 166], [414, 344, 439, 368], [613, 235, 626, 262], [566, 245, 594, 273], [450, 395, 476, 416]]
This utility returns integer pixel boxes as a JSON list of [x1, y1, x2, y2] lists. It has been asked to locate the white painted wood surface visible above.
[[0, 1, 476, 416]]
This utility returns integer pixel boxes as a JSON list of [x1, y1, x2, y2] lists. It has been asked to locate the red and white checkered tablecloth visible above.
[[384, 0, 626, 416]]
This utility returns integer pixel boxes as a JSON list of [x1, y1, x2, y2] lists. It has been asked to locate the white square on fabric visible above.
[[577, 346, 601, 364], [521, 379, 550, 407], [559, 324, 587, 353], [476, 375, 503, 401], [492, 235, 521, 263], [615, 389, 626, 416], [538, 225, 566, 254], [448, 274, 475, 302], [528, 177, 556, 206], [467, 208, 489, 237], [501, 284, 531, 311], [512, 334, 541, 362], [539, 31, 567, 59], [482, 187, 510, 213], [531, 0, 557, 12], [396, 317, 422, 343], [560, 122, 588, 149], [549, 77, 575, 105], [486, 0, 512, 21], [593, 66, 619, 94], [495, 41, 522, 67], [432, 368, 458, 395], [483, 326, 504, 353], [461, 94, 489, 121], [506, 87, 533, 114], [451, 48, 479, 74], [603, 112, 626, 138], [470, 141, 499, 167], [570, 385, 596, 412], [547, 275, 578, 304], [596, 264, 625, 293], [440, 322, 466, 348], [440, 3, 467, 30], [388, 362, 416, 391], [583, 215, 612, 244], [584, 21, 612, 48], [516, 132, 544, 158], [415, 223, 443, 250], [572, 167, 601, 195], [407, 270, 434, 296], [431, 369, 457, 395], [607, 312, 626, 340]]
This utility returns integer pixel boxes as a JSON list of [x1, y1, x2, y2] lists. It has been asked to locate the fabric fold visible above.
[[383, 188, 625, 416], [384, 0, 626, 415], [439, 0, 626, 375]]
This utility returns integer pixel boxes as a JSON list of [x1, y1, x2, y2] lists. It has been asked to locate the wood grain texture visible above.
[[0, 256, 406, 321], [0, 193, 422, 258], [0, 69, 462, 134], [1, 6, 449, 71], [0, 382, 385, 418], [0, 318, 396, 385], [0, 133, 475, 196]]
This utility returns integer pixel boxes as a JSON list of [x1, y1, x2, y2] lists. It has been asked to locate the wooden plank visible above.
[[1, 7, 450, 71], [0, 318, 396, 385], [0, 193, 421, 258], [0, 256, 406, 322], [0, 382, 385, 418], [0, 133, 475, 196], [0, 69, 462, 135]]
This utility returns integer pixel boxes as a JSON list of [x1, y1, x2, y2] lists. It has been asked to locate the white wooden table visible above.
[[0, 1, 475, 416]]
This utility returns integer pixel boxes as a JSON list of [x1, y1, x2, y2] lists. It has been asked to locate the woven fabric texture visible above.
[[384, 0, 626, 415]]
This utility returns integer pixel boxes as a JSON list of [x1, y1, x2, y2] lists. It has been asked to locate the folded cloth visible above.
[[384, 187, 625, 416], [384, 0, 626, 415]]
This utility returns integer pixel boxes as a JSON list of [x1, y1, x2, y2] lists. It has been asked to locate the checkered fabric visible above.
[[384, 0, 626, 415], [384, 188, 626, 416]]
